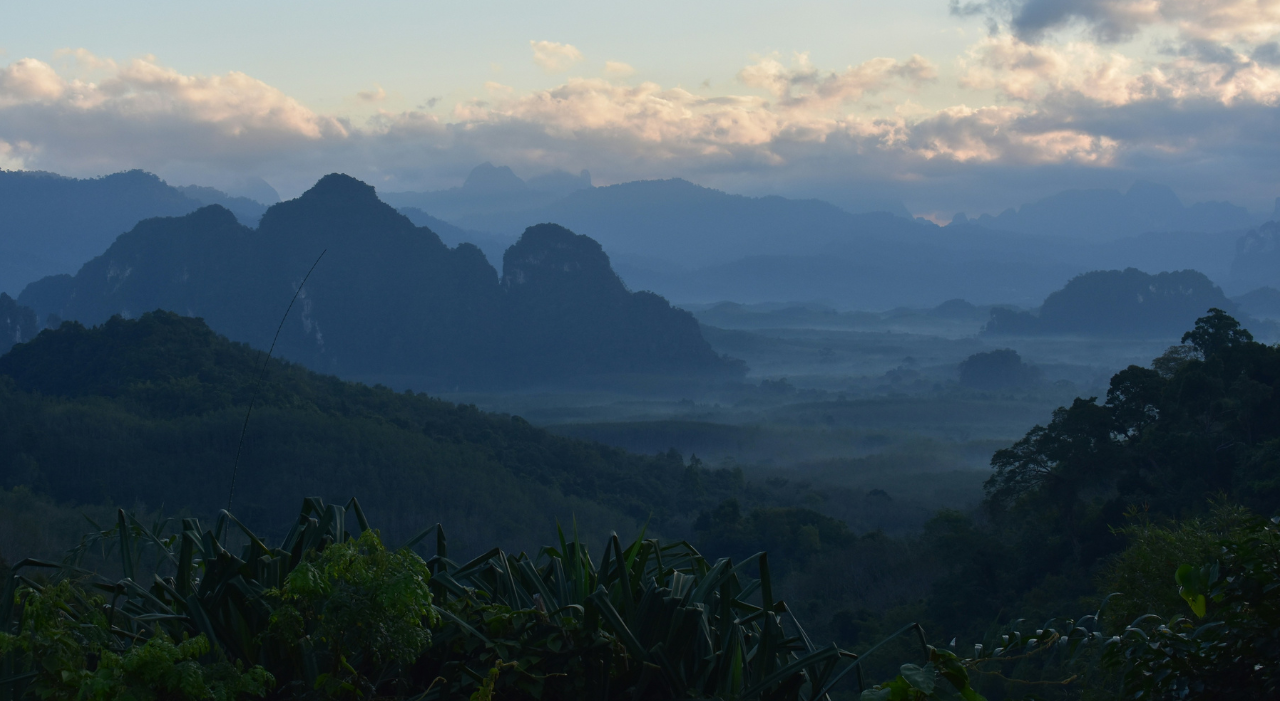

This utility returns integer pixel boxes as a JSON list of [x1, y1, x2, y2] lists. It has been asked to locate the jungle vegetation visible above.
[[2, 309, 1279, 698]]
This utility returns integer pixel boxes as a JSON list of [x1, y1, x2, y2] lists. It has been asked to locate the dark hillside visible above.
[[19, 175, 737, 388], [501, 223, 733, 377], [0, 169, 261, 295], [985, 268, 1237, 337], [0, 294, 37, 355], [0, 311, 747, 550]]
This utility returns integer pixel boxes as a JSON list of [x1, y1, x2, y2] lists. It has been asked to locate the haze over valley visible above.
[[4, 3, 1280, 698]]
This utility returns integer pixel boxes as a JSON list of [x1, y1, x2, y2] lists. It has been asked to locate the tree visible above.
[[1181, 307, 1253, 359]]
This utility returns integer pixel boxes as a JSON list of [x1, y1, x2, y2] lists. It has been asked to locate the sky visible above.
[[2, 0, 1279, 218]]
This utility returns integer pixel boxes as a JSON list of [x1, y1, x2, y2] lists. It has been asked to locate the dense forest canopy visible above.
[[0, 311, 747, 551], [18, 175, 739, 389], [925, 309, 1280, 641], [2, 299, 1279, 698]]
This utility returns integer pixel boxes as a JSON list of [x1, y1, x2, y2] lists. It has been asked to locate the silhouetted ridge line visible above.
[[18, 174, 740, 389], [984, 268, 1241, 338]]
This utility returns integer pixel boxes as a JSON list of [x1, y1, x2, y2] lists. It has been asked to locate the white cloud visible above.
[[604, 61, 635, 77], [0, 59, 67, 104], [960, 33, 1280, 106], [0, 139, 30, 169], [0, 39, 1278, 213], [738, 52, 937, 110], [530, 41, 584, 74], [0, 51, 349, 190]]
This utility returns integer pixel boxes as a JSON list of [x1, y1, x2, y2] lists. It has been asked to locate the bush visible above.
[[1102, 511, 1280, 699]]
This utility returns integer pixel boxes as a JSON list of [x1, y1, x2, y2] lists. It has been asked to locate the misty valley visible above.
[[2, 167, 1280, 700]]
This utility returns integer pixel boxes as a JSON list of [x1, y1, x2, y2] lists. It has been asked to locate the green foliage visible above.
[[861, 647, 985, 701], [1103, 512, 1280, 699], [0, 578, 271, 700], [270, 528, 438, 682], [79, 636, 274, 701], [2, 497, 887, 700], [1096, 504, 1253, 630], [923, 309, 1280, 642]]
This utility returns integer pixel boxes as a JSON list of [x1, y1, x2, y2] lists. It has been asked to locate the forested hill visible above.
[[0, 169, 267, 295], [0, 293, 37, 356], [0, 311, 748, 551], [18, 174, 739, 389], [984, 267, 1242, 337]]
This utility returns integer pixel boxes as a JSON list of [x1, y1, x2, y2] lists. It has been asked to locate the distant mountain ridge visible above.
[[382, 166, 1266, 307], [3, 164, 1272, 313], [0, 169, 270, 295], [957, 181, 1259, 239], [1234, 286, 1280, 319], [380, 163, 593, 225], [453, 177, 926, 268], [984, 268, 1240, 337], [18, 174, 739, 389], [1232, 221, 1280, 291]]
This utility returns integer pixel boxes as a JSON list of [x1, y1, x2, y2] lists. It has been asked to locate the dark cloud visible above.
[[1012, 0, 1146, 42], [1252, 42, 1280, 65]]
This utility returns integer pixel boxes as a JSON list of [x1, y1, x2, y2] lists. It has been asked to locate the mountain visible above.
[[173, 184, 270, 226], [0, 311, 748, 549], [501, 223, 739, 378], [1231, 221, 1280, 291], [0, 294, 38, 356], [0, 169, 269, 295], [396, 206, 514, 266], [18, 174, 738, 389], [454, 178, 930, 269], [1233, 286, 1280, 319], [384, 166, 916, 268], [409, 176, 1250, 308], [984, 268, 1238, 337], [379, 163, 592, 225], [965, 181, 1258, 240]]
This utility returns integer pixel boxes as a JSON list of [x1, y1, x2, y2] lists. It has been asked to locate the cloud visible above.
[[356, 85, 386, 102], [0, 43, 1278, 214], [738, 52, 937, 110], [604, 61, 635, 77], [0, 52, 345, 182], [530, 41, 584, 74], [0, 59, 67, 104], [964, 0, 1280, 44], [0, 139, 30, 169], [960, 33, 1280, 106]]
